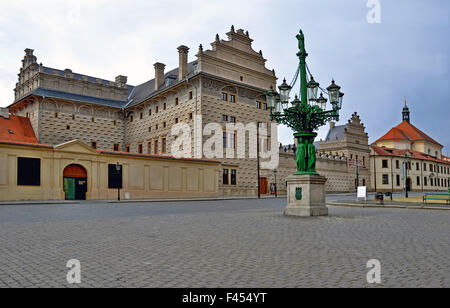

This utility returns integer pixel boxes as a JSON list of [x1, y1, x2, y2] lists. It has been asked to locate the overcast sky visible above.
[[0, 0, 448, 152]]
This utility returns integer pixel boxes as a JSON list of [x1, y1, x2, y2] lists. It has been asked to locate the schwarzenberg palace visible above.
[[0, 27, 448, 201]]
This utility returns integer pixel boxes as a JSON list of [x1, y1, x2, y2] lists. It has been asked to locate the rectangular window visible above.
[[382, 160, 388, 168], [223, 169, 229, 185], [396, 160, 400, 169], [228, 133, 236, 149], [424, 178, 428, 186], [222, 115, 228, 122], [17, 157, 40, 186], [416, 163, 419, 171], [423, 163, 427, 171], [396, 175, 400, 186], [163, 103, 166, 110], [189, 113, 193, 120], [230, 116, 236, 123], [222, 93, 228, 101], [154, 140, 159, 154], [156, 106, 159, 113], [230, 94, 236, 103], [140, 113, 143, 119], [175, 97, 179, 105], [91, 141, 97, 149], [263, 103, 268, 110], [175, 118, 179, 124], [162, 137, 167, 153], [163, 122, 167, 128], [126, 145, 130, 153], [256, 101, 262, 109], [113, 144, 119, 151], [148, 142, 152, 154], [108, 164, 123, 189], [382, 174, 389, 185], [138, 143, 143, 154], [231, 169, 237, 185], [149, 108, 152, 116], [189, 91, 193, 100], [223, 132, 227, 148], [417, 176, 420, 186]]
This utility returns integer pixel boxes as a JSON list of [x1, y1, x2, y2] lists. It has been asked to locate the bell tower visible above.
[[402, 99, 410, 123]]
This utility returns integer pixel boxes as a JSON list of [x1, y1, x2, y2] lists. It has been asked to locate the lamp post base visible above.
[[284, 174, 328, 217]]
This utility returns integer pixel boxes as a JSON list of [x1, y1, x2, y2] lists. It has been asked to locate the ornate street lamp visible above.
[[266, 29, 344, 176]]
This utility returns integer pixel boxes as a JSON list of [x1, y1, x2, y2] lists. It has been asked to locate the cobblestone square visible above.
[[0, 198, 448, 288]]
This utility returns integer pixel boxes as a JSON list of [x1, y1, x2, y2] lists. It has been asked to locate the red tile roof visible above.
[[371, 145, 450, 165], [375, 120, 442, 146], [0, 115, 38, 144]]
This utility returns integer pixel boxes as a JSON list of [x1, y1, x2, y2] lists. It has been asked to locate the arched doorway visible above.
[[63, 164, 87, 200]]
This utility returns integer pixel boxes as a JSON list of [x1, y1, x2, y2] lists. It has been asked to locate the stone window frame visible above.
[[382, 174, 389, 185], [161, 137, 167, 153], [147, 141, 152, 154], [382, 160, 388, 168], [222, 168, 229, 185]]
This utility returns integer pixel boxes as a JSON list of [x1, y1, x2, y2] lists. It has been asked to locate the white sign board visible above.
[[357, 186, 367, 201]]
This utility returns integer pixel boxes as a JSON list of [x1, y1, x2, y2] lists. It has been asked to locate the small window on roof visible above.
[[8, 129, 14, 134]]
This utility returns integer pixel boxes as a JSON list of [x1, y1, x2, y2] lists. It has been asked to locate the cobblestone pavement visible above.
[[0, 199, 448, 288]]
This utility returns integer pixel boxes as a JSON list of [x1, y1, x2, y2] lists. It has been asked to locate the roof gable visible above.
[[375, 121, 442, 147], [54, 140, 99, 154]]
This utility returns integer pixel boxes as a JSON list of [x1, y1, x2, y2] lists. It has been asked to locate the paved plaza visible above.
[[0, 197, 449, 288]]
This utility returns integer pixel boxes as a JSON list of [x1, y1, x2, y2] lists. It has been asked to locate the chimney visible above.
[[0, 108, 10, 119], [154, 62, 166, 91], [115, 75, 128, 87], [177, 45, 189, 80]]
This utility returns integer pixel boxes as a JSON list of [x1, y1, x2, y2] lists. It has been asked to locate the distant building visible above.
[[370, 102, 449, 192]]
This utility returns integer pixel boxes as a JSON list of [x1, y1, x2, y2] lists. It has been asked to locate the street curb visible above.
[[108, 196, 287, 203], [327, 202, 450, 211], [0, 201, 80, 206]]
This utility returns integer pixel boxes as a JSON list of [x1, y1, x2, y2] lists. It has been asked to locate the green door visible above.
[[64, 177, 76, 200]]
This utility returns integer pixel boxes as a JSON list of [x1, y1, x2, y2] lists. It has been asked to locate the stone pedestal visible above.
[[284, 174, 328, 217]]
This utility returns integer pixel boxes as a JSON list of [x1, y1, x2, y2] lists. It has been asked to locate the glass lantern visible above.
[[265, 87, 278, 110], [307, 76, 319, 100], [327, 79, 341, 107], [338, 91, 344, 110], [278, 79, 292, 103], [316, 93, 327, 111]]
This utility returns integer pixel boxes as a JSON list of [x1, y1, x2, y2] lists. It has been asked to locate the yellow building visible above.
[[0, 112, 219, 201], [370, 103, 450, 192]]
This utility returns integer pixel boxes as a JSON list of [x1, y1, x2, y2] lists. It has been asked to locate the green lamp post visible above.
[[266, 29, 344, 175]]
